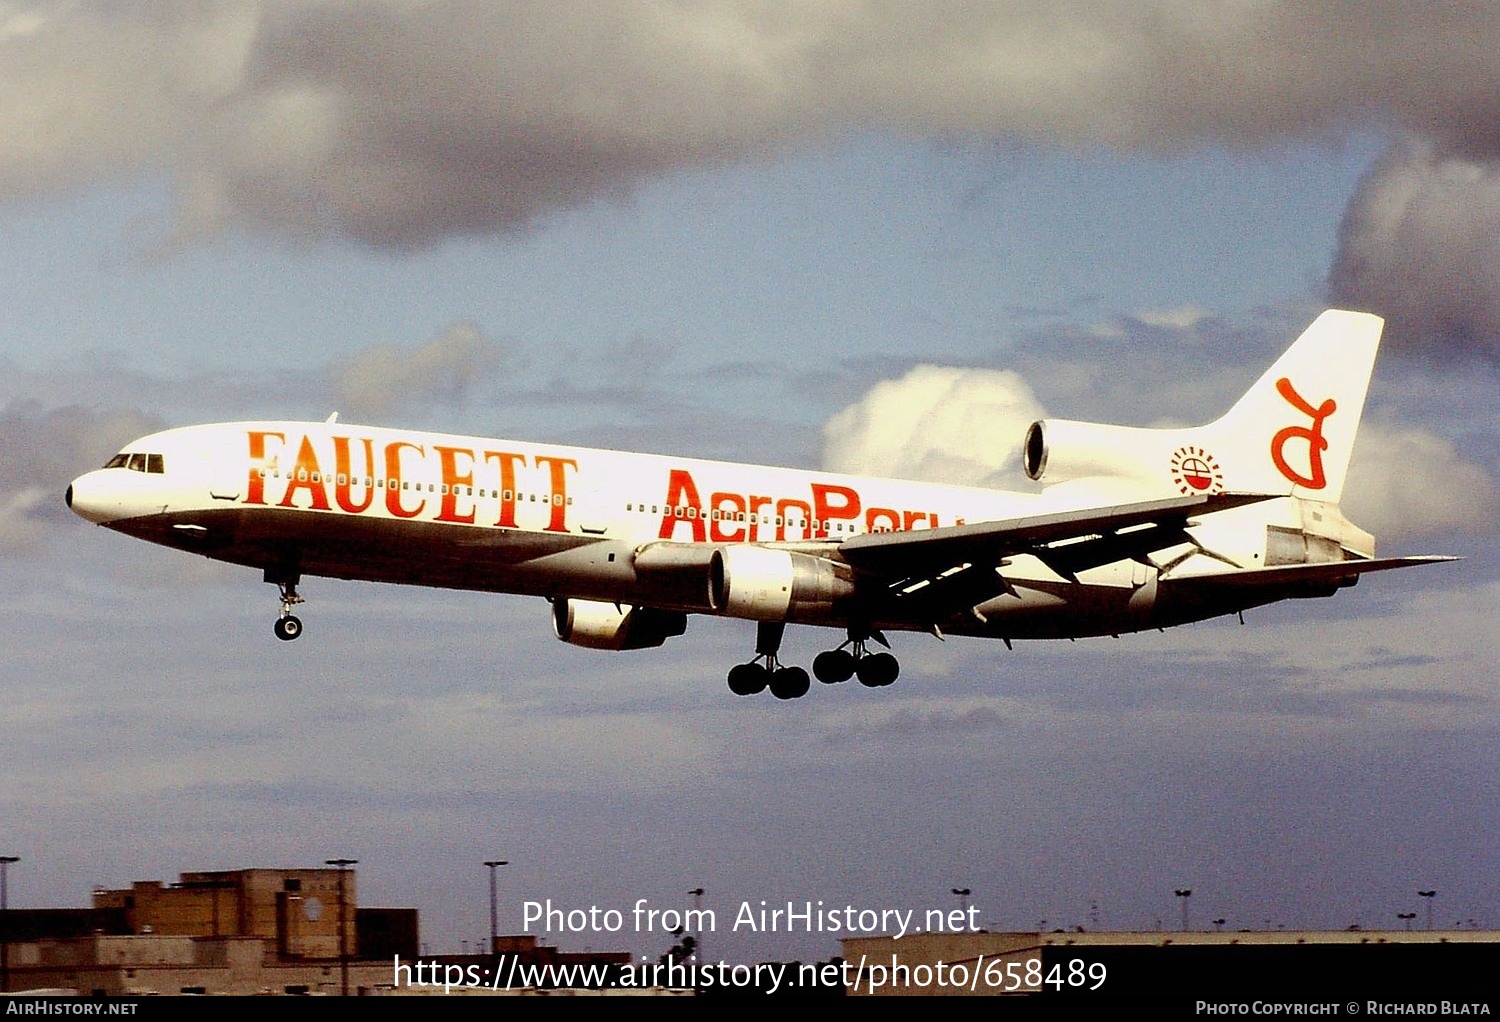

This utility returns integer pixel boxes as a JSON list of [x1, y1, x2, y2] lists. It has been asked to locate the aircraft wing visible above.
[[837, 491, 1275, 578]]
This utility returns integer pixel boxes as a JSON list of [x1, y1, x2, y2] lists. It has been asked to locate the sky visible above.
[[0, 2, 1497, 964]]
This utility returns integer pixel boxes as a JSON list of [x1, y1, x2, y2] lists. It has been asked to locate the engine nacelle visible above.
[[1023, 418, 1185, 485], [708, 546, 855, 621], [552, 599, 688, 651], [632, 542, 717, 611]]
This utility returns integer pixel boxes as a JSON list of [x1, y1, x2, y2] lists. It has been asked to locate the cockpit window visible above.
[[104, 452, 166, 474]]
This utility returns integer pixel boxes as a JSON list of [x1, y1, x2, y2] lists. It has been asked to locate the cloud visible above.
[[333, 320, 503, 421], [1328, 144, 1500, 359], [821, 364, 1044, 486], [821, 333, 1495, 543], [1342, 421, 1499, 543], [0, 403, 165, 552], [0, 486, 50, 551], [849, 699, 1010, 740], [6, 5, 1500, 363], [0, 2, 255, 198], [1132, 306, 1209, 331], [8, 4, 1500, 249], [817, 310, 1285, 490], [1006, 309, 1289, 426]]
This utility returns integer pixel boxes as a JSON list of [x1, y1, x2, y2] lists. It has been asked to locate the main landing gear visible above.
[[270, 575, 304, 641], [813, 633, 899, 688], [727, 624, 900, 698], [727, 623, 810, 700]]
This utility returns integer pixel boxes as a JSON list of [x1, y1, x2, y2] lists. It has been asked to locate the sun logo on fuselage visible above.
[[1170, 447, 1223, 495]]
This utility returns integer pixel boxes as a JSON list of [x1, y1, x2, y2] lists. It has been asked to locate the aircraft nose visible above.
[[66, 471, 121, 524]]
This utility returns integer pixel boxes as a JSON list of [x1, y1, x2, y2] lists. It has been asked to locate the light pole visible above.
[[1418, 891, 1436, 931], [484, 861, 508, 957], [688, 888, 704, 963], [325, 859, 358, 996], [951, 888, 971, 916], [1, 856, 18, 994], [1397, 912, 1416, 931], [1174, 889, 1193, 932]]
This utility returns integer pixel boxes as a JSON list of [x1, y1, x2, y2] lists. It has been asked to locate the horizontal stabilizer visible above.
[[1165, 555, 1459, 592]]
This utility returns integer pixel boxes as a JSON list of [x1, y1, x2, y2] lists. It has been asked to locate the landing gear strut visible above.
[[726, 622, 810, 699], [812, 630, 899, 688], [270, 575, 304, 641], [727, 624, 901, 698]]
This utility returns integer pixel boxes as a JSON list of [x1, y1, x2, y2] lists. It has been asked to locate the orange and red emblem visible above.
[[1170, 447, 1223, 495], [1270, 377, 1335, 490]]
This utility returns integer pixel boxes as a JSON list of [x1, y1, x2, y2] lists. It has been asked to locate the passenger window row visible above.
[[623, 502, 857, 534], [254, 469, 572, 505]]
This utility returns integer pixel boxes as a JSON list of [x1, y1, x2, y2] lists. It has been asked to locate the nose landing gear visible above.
[[270, 576, 304, 641]]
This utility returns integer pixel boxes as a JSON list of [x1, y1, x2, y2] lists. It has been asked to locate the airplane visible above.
[[66, 309, 1453, 699]]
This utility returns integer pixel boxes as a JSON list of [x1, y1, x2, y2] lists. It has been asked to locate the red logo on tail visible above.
[[1170, 447, 1222, 494], [1270, 377, 1335, 489]]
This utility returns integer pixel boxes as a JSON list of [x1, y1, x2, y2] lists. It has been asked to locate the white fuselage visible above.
[[65, 419, 1327, 643]]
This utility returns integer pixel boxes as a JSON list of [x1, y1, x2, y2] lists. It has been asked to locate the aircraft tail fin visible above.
[[1024, 310, 1383, 508], [1204, 309, 1383, 504]]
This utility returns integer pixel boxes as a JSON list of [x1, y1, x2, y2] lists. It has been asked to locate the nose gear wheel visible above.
[[271, 576, 305, 641]]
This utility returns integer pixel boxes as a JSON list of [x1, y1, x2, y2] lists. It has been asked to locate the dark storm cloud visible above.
[[1329, 144, 1500, 359], [6, 3, 1500, 354], [4, 3, 1500, 241]]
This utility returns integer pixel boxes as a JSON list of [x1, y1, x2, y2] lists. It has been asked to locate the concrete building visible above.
[[0, 867, 652, 996], [6, 934, 395, 996], [91, 868, 359, 959], [2, 867, 412, 996]]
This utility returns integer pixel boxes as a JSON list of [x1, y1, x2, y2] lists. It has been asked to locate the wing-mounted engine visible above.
[[552, 598, 687, 650], [631, 542, 718, 611], [709, 546, 855, 622]]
